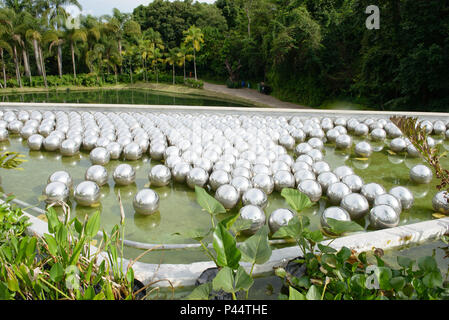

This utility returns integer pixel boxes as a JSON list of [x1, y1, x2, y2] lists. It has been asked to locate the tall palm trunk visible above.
[[118, 39, 122, 74], [70, 42, 77, 79], [1, 49, 6, 88], [22, 48, 32, 85], [32, 39, 43, 76], [57, 44, 63, 78], [39, 45, 47, 88], [13, 45, 22, 88], [193, 48, 197, 81]]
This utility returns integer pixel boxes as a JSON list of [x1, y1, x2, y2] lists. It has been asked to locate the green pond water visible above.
[[0, 89, 253, 107], [1, 132, 448, 265]]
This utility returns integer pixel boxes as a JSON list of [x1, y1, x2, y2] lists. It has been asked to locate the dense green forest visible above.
[[0, 0, 448, 111]]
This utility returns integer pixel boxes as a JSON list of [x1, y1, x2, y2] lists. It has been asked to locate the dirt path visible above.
[[203, 82, 308, 109]]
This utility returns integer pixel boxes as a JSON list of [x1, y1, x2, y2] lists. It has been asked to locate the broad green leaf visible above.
[[46, 208, 60, 234], [25, 237, 37, 262], [376, 267, 392, 290], [6, 274, 19, 292], [234, 266, 254, 292], [397, 256, 413, 269], [220, 213, 240, 231], [74, 218, 83, 235], [126, 268, 134, 285], [281, 188, 313, 212], [85, 211, 101, 238], [195, 186, 226, 215], [0, 282, 12, 300], [318, 243, 337, 254], [336, 247, 352, 263], [289, 286, 306, 300], [239, 226, 272, 265], [306, 285, 321, 300], [212, 266, 235, 293], [83, 286, 95, 300], [186, 283, 211, 300], [418, 256, 438, 272], [272, 215, 301, 239], [423, 271, 443, 288], [213, 223, 241, 269], [49, 263, 64, 282], [43, 234, 58, 256], [390, 277, 406, 291], [326, 218, 365, 235]]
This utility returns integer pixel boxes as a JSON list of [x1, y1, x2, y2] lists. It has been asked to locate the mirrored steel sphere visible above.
[[406, 144, 420, 158], [410, 164, 433, 184], [242, 188, 268, 209], [317, 171, 339, 192], [90, 147, 110, 165], [149, 165, 171, 187], [43, 135, 61, 152], [336, 134, 352, 150], [341, 193, 369, 220], [294, 169, 316, 185], [374, 194, 402, 215], [239, 205, 266, 235], [369, 205, 400, 229], [215, 184, 240, 209], [209, 170, 231, 191], [312, 161, 331, 175], [43, 181, 69, 205], [27, 134, 44, 150], [133, 189, 160, 215], [355, 141, 373, 158], [390, 138, 407, 153], [432, 191, 449, 214], [74, 181, 101, 207], [321, 206, 351, 229], [354, 123, 369, 136], [113, 164, 136, 186], [268, 208, 295, 234], [48, 171, 73, 189], [60, 139, 79, 157], [389, 186, 414, 211], [273, 170, 295, 192], [326, 182, 351, 205], [298, 179, 322, 202], [20, 126, 37, 139], [252, 174, 275, 195], [106, 142, 122, 160], [172, 162, 191, 183], [85, 165, 109, 186], [361, 183, 386, 204], [124, 142, 143, 160], [186, 167, 209, 189], [342, 174, 364, 193], [231, 176, 252, 196], [333, 166, 354, 180], [149, 142, 166, 161], [370, 128, 387, 141]]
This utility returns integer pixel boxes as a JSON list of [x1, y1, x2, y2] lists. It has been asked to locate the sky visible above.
[[68, 0, 216, 17]]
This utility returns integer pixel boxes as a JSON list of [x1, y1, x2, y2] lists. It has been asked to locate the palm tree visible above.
[[149, 46, 163, 84], [43, 29, 64, 78], [103, 8, 131, 74], [64, 27, 87, 79], [0, 36, 12, 88], [165, 47, 182, 85], [183, 26, 204, 81], [178, 44, 193, 81]]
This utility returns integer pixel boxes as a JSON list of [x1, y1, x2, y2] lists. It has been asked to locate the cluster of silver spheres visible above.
[[3, 109, 448, 233]]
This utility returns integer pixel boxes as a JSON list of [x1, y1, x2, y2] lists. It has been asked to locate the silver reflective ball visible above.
[[268, 208, 295, 234], [342, 174, 364, 193], [43, 135, 61, 152], [273, 170, 295, 192], [20, 126, 37, 139], [297, 179, 322, 202], [82, 135, 98, 152], [149, 142, 166, 161], [390, 138, 407, 153], [242, 188, 268, 209], [172, 162, 191, 183], [74, 181, 101, 207], [123, 142, 143, 161], [113, 164, 136, 186], [321, 206, 351, 229], [294, 169, 316, 185], [406, 144, 420, 158], [432, 191, 449, 214], [354, 123, 369, 136], [239, 205, 266, 235], [186, 167, 209, 189], [336, 134, 352, 150], [27, 134, 44, 151], [355, 141, 373, 158], [312, 161, 331, 175], [341, 193, 370, 220], [106, 142, 123, 160], [133, 189, 160, 215], [370, 128, 387, 141], [307, 149, 324, 162], [231, 176, 252, 196], [149, 165, 171, 187], [410, 164, 433, 184], [389, 186, 414, 211], [209, 170, 231, 191], [85, 165, 109, 186], [333, 166, 354, 180], [90, 147, 110, 165], [60, 139, 79, 157], [7, 120, 23, 134], [374, 194, 402, 215], [295, 143, 313, 156], [43, 182, 69, 205], [292, 161, 311, 174], [326, 182, 351, 205], [215, 184, 240, 209], [317, 171, 339, 192], [369, 205, 400, 229], [48, 171, 73, 189], [252, 174, 275, 195], [361, 183, 386, 204]]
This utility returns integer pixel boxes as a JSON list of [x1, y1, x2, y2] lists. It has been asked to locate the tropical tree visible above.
[[103, 8, 131, 74], [64, 26, 87, 79], [149, 46, 164, 84], [178, 43, 193, 81], [165, 47, 182, 85], [183, 25, 204, 81], [43, 29, 64, 78], [0, 34, 11, 88]]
